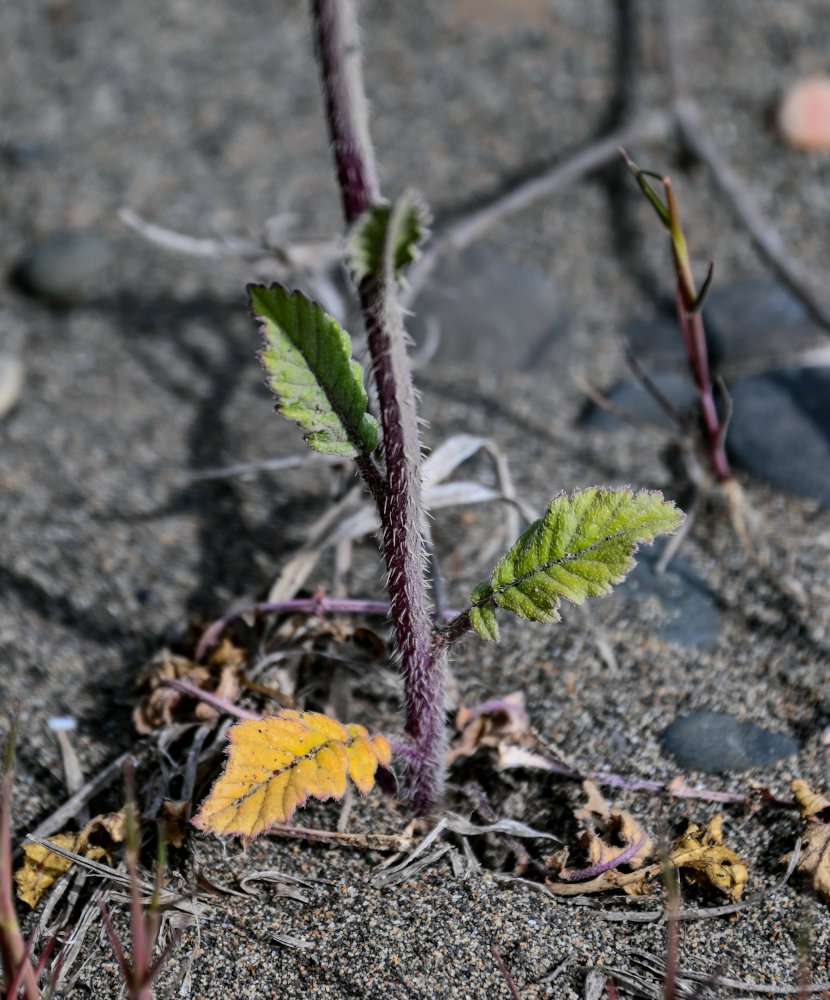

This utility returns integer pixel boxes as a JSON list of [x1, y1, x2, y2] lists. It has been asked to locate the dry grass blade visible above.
[[628, 948, 830, 996]]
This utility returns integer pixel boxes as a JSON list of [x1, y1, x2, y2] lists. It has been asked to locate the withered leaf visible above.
[[15, 809, 126, 908], [670, 814, 748, 901], [447, 691, 530, 766], [547, 799, 747, 901], [783, 779, 830, 902], [133, 640, 244, 734]]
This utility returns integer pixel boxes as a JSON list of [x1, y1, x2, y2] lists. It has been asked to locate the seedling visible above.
[[621, 149, 729, 483], [193, 0, 683, 834]]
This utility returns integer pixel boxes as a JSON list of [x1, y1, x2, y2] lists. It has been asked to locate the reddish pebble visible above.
[[778, 76, 830, 151]]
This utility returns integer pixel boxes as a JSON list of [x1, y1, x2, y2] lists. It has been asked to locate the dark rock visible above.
[[621, 282, 825, 377], [408, 243, 569, 370], [10, 231, 110, 305], [623, 314, 689, 371], [661, 710, 798, 773], [704, 280, 824, 369], [618, 542, 720, 650], [727, 367, 830, 505]]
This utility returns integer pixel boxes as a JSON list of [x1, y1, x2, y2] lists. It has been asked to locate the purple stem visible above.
[[196, 598, 462, 663], [195, 596, 393, 662], [311, 0, 444, 813], [674, 286, 730, 480], [559, 834, 648, 882], [158, 677, 262, 721]]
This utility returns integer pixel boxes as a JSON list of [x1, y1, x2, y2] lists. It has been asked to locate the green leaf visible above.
[[469, 488, 683, 639], [469, 583, 499, 642], [347, 190, 430, 287], [251, 283, 378, 457]]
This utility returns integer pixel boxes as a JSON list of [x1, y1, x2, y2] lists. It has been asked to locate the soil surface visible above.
[[2, 1, 830, 997]]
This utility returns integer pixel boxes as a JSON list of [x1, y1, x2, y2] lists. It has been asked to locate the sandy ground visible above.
[[2, 1, 830, 996]]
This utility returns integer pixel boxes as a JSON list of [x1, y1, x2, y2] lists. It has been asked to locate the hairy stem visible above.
[[311, 0, 444, 813]]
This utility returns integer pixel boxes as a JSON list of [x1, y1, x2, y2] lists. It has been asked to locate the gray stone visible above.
[[623, 314, 689, 372], [11, 231, 110, 305], [727, 367, 830, 505], [621, 282, 825, 377], [618, 543, 721, 650], [661, 711, 798, 773], [408, 243, 569, 371], [703, 280, 824, 370]]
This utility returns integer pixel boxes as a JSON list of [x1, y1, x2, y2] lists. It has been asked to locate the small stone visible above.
[[661, 711, 798, 773], [618, 543, 720, 651], [0, 353, 24, 420], [623, 314, 689, 372], [408, 243, 568, 371], [778, 76, 830, 152], [11, 231, 110, 305], [727, 367, 830, 505], [703, 280, 824, 370]]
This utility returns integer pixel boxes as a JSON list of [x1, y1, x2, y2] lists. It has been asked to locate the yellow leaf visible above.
[[15, 836, 106, 908], [669, 815, 748, 901], [791, 778, 830, 818], [193, 710, 392, 838], [14, 809, 125, 908], [546, 807, 747, 900], [783, 779, 830, 902]]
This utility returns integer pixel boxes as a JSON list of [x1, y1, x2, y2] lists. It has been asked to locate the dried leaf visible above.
[[791, 778, 830, 819], [783, 779, 830, 902], [159, 799, 192, 849], [574, 780, 614, 827], [15, 809, 125, 907], [546, 801, 747, 900], [133, 641, 244, 733], [193, 710, 392, 838], [581, 810, 654, 873], [668, 815, 748, 901], [447, 692, 530, 765]]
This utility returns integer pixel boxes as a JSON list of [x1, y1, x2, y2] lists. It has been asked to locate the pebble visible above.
[[661, 710, 798, 773], [619, 543, 721, 650], [10, 231, 110, 305], [727, 366, 830, 506], [408, 243, 569, 371], [0, 353, 24, 420], [778, 76, 830, 152], [703, 280, 824, 370], [587, 282, 830, 505]]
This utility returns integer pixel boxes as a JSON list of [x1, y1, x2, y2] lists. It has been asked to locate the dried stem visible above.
[[311, 0, 444, 813]]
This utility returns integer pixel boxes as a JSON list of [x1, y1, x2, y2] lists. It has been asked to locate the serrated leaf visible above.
[[471, 488, 683, 635], [469, 582, 499, 641], [251, 283, 378, 457], [347, 191, 429, 287], [192, 710, 392, 838]]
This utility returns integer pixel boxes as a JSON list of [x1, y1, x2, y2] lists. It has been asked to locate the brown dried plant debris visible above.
[[133, 638, 246, 734], [446, 691, 532, 766], [545, 783, 748, 901], [15, 809, 126, 908], [782, 778, 830, 902]]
